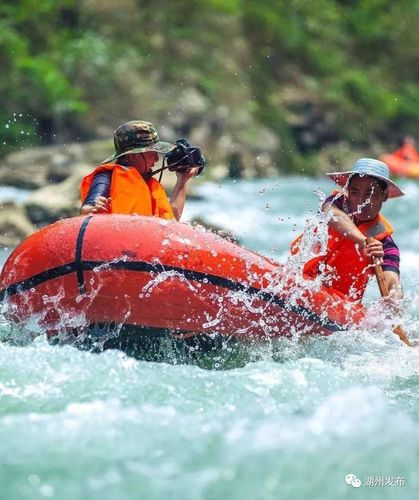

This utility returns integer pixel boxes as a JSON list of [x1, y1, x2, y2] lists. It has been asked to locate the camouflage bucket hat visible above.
[[101, 120, 176, 164]]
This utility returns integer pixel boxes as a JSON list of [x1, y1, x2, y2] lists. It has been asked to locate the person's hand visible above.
[[92, 196, 111, 213], [363, 237, 384, 264], [175, 166, 200, 181]]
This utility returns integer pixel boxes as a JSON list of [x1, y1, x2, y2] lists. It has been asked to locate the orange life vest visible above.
[[291, 213, 393, 301], [80, 164, 175, 220], [393, 143, 419, 161]]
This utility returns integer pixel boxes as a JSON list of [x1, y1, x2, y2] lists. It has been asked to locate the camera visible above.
[[165, 139, 205, 175]]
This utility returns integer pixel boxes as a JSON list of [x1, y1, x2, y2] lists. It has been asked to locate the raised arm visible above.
[[80, 171, 112, 215], [322, 202, 366, 245], [169, 167, 199, 221], [322, 202, 384, 262]]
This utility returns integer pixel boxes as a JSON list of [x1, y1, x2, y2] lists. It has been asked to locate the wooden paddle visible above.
[[366, 237, 413, 347]]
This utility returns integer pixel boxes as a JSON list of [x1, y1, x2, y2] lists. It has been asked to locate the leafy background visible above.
[[1, 0, 419, 174]]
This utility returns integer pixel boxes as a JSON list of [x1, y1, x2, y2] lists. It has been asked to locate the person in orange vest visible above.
[[291, 158, 405, 302], [392, 135, 418, 162], [80, 120, 201, 220]]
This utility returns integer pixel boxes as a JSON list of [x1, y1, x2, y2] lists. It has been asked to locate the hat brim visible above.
[[101, 141, 176, 164], [326, 171, 405, 199]]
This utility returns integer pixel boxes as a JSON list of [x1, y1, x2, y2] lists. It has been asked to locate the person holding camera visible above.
[[80, 120, 204, 221]]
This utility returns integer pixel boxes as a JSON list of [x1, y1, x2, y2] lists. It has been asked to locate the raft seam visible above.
[[75, 216, 93, 294]]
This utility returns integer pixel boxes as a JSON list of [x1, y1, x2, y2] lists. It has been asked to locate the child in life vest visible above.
[[291, 158, 404, 302], [80, 120, 200, 221]]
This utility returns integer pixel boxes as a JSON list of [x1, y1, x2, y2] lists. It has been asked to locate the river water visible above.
[[1, 176, 418, 499]]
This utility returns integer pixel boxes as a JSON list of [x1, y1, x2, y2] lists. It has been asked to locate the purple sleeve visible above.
[[382, 235, 400, 275], [82, 171, 112, 206]]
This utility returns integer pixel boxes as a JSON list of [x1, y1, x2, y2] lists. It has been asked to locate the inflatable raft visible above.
[[380, 153, 419, 179], [0, 215, 364, 347]]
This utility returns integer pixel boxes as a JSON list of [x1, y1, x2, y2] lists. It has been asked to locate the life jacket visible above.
[[80, 164, 174, 220], [291, 212, 393, 301], [393, 143, 418, 161]]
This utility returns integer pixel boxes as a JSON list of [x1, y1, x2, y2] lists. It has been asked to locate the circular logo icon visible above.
[[345, 474, 357, 485], [345, 474, 361, 487]]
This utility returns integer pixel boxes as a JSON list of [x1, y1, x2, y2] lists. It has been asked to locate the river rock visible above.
[[0, 202, 36, 247], [0, 140, 111, 190], [24, 164, 92, 226]]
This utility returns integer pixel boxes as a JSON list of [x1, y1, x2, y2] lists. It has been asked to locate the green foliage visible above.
[[241, 0, 419, 168], [0, 0, 88, 152], [1, 0, 419, 171]]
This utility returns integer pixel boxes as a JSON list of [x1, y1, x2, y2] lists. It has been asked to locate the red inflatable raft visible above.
[[380, 153, 419, 179], [0, 215, 364, 346]]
